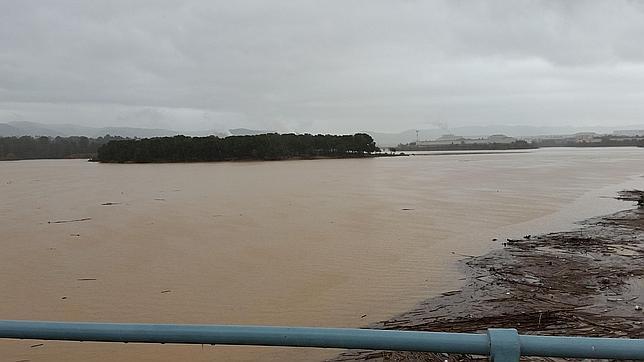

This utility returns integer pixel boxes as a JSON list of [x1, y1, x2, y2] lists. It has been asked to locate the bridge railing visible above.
[[1, 320, 643, 361]]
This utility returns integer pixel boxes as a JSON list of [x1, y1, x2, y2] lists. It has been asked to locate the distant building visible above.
[[417, 134, 516, 146], [574, 132, 601, 143], [613, 130, 644, 137], [486, 134, 516, 144], [417, 134, 465, 146]]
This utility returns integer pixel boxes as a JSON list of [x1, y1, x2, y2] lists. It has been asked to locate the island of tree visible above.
[[96, 133, 380, 163]]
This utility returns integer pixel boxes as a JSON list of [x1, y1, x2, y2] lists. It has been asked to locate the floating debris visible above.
[[616, 190, 644, 207], [48, 218, 91, 224]]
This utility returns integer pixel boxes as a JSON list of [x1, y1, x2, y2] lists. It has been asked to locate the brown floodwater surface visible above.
[[1, 148, 643, 361]]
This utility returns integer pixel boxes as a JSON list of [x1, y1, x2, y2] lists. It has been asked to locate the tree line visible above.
[[96, 133, 379, 163], [395, 140, 535, 151], [0, 135, 123, 160], [396, 137, 644, 151]]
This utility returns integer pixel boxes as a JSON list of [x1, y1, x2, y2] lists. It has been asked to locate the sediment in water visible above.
[[332, 192, 644, 361]]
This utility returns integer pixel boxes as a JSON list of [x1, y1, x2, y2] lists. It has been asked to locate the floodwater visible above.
[[1, 147, 643, 361]]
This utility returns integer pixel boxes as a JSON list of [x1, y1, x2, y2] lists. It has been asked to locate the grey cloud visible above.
[[1, 0, 644, 133]]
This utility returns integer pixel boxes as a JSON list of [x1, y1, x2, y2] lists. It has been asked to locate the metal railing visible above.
[[1, 320, 643, 361]]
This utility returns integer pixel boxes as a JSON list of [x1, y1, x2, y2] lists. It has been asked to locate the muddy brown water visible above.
[[1, 147, 643, 361]]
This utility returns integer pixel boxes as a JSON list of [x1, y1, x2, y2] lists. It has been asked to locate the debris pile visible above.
[[332, 192, 644, 361]]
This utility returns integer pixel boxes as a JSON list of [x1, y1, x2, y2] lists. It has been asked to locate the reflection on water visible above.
[[1, 147, 643, 361]]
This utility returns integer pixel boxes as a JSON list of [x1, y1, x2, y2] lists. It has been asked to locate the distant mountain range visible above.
[[0, 121, 274, 139], [0, 121, 181, 138], [2, 121, 643, 147]]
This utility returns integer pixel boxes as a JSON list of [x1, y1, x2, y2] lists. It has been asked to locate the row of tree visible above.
[[96, 133, 379, 163], [395, 140, 536, 151], [0, 135, 124, 160], [396, 137, 644, 151], [538, 137, 644, 147]]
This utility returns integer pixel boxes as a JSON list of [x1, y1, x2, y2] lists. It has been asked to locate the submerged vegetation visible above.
[[96, 133, 380, 163]]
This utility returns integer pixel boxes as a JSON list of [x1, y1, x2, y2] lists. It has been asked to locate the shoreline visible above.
[[332, 191, 644, 361], [91, 152, 408, 164], [0, 153, 408, 163]]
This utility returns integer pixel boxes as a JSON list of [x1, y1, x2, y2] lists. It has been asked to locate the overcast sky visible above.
[[1, 1, 644, 133]]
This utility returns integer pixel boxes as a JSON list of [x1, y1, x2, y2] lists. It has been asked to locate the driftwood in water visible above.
[[48, 218, 92, 224]]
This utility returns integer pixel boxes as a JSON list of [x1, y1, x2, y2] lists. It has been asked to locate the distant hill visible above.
[[0, 121, 178, 138], [4, 121, 644, 147], [97, 127, 179, 138], [2, 121, 68, 137], [0, 123, 24, 137], [0, 121, 278, 139], [229, 128, 273, 136]]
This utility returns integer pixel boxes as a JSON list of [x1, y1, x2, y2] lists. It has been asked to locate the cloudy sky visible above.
[[1, 0, 644, 133]]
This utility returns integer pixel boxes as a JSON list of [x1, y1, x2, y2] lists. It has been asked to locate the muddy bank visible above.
[[332, 191, 644, 361]]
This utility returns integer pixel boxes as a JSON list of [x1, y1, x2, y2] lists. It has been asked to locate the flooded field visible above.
[[1, 147, 643, 361]]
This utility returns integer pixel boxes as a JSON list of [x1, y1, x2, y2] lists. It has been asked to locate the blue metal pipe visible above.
[[520, 334, 644, 360], [0, 320, 489, 354], [1, 320, 643, 360]]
